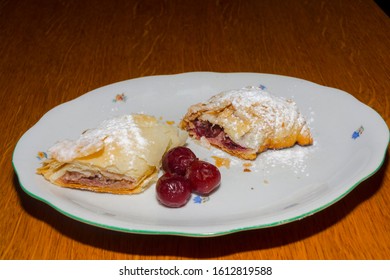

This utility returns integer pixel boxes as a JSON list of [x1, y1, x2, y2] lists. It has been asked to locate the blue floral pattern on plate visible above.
[[352, 126, 364, 139]]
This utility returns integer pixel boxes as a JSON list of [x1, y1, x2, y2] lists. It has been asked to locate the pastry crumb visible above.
[[243, 162, 252, 172], [211, 156, 230, 168]]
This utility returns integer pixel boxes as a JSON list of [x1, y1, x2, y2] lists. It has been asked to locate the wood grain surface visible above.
[[1, 0, 389, 260]]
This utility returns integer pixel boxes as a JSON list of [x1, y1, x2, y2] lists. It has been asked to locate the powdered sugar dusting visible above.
[[48, 115, 149, 162], [208, 142, 316, 176], [198, 86, 312, 150], [259, 145, 316, 176]]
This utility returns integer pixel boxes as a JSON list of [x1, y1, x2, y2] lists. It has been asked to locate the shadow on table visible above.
[[15, 154, 388, 259], [375, 0, 390, 16]]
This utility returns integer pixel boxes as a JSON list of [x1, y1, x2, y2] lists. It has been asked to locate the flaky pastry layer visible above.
[[37, 114, 187, 194], [180, 86, 313, 160]]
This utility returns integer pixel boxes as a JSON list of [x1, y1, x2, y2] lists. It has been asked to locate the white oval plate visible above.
[[13, 72, 389, 237]]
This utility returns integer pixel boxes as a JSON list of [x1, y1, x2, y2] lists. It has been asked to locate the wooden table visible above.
[[1, 0, 389, 260]]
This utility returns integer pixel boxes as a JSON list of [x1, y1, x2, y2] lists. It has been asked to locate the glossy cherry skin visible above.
[[162, 146, 197, 176], [186, 160, 221, 195], [156, 173, 192, 208]]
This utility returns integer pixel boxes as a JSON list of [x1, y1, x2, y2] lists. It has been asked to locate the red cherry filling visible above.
[[192, 120, 248, 151]]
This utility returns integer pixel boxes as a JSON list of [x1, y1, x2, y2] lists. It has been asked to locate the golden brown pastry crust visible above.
[[37, 159, 157, 194], [37, 114, 187, 194], [180, 86, 313, 160]]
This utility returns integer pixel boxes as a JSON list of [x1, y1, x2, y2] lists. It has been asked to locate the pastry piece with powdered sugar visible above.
[[37, 114, 187, 194], [180, 86, 313, 160]]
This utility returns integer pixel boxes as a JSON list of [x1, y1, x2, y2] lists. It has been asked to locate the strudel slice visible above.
[[37, 114, 187, 194], [180, 86, 313, 160]]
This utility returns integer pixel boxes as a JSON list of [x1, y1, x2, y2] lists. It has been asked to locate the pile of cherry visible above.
[[156, 146, 221, 208]]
